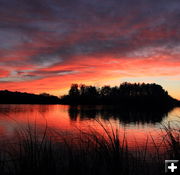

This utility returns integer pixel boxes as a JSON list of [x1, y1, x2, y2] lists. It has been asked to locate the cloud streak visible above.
[[0, 0, 180, 98]]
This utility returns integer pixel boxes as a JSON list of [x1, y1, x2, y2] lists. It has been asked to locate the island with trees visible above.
[[61, 82, 180, 108]]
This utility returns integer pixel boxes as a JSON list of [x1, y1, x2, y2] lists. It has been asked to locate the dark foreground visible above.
[[0, 121, 179, 175]]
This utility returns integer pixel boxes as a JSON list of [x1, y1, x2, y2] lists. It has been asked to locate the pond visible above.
[[0, 104, 179, 151]]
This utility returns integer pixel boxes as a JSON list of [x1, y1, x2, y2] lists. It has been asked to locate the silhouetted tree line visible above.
[[0, 90, 60, 104], [61, 82, 179, 107], [0, 82, 179, 105]]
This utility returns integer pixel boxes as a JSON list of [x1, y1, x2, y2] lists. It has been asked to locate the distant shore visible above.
[[0, 83, 180, 107]]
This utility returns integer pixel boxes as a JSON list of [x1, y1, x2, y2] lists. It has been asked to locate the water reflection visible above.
[[0, 104, 51, 114], [0, 104, 179, 153], [68, 105, 172, 124]]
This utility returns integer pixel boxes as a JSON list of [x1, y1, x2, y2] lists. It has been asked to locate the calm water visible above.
[[0, 104, 179, 151]]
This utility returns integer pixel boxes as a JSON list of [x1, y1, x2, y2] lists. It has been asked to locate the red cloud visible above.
[[0, 69, 9, 78]]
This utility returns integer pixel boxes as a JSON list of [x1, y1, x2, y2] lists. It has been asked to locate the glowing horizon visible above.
[[0, 0, 180, 99]]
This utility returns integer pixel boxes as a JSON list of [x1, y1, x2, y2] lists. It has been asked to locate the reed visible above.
[[0, 119, 179, 175]]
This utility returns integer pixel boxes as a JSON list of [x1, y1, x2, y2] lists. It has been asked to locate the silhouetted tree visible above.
[[100, 86, 111, 97], [69, 84, 80, 97], [0, 90, 60, 104], [40, 93, 51, 97], [61, 82, 179, 107]]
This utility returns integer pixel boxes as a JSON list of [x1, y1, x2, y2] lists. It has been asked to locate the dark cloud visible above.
[[0, 0, 180, 82]]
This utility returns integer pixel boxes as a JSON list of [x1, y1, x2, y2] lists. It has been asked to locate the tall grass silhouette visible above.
[[0, 119, 179, 175]]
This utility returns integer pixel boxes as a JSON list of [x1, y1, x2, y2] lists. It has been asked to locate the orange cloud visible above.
[[0, 0, 180, 99]]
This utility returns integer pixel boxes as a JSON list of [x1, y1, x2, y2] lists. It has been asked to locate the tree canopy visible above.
[[61, 82, 178, 107]]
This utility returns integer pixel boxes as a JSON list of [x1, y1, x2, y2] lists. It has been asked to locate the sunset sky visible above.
[[0, 0, 180, 99]]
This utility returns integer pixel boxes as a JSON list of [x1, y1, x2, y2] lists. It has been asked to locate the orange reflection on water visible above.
[[0, 104, 179, 152]]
